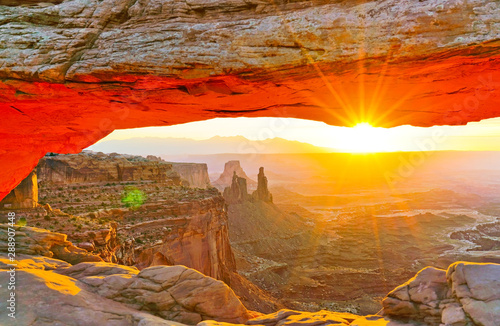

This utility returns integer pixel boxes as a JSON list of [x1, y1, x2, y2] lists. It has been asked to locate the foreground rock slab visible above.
[[0, 268, 186, 326], [0, 224, 102, 264], [383, 262, 500, 326], [0, 256, 250, 325]]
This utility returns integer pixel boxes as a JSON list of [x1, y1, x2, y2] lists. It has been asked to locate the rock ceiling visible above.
[[0, 0, 499, 199]]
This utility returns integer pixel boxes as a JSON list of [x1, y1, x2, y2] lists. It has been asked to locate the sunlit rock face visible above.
[[0, 171, 37, 209], [37, 152, 181, 184], [1, 0, 500, 199]]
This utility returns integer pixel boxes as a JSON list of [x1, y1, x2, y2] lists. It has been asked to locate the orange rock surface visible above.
[[1, 0, 500, 199]]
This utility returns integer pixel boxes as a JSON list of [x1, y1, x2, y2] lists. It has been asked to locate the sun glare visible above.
[[336, 122, 394, 153]]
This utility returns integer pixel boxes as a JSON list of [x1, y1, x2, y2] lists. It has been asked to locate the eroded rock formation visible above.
[[169, 162, 212, 188], [0, 256, 250, 325], [252, 167, 272, 203], [1, 0, 500, 199], [215, 161, 256, 190], [0, 170, 37, 209], [223, 166, 272, 204], [0, 224, 102, 264], [38, 152, 181, 184], [129, 196, 237, 283], [224, 172, 249, 204], [383, 262, 500, 326]]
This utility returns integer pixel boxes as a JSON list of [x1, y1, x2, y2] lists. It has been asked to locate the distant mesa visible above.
[[223, 166, 272, 204], [213, 161, 256, 191], [167, 162, 212, 189], [37, 151, 182, 185], [145, 155, 212, 188]]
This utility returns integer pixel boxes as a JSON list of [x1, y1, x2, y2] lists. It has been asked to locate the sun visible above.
[[337, 122, 395, 153]]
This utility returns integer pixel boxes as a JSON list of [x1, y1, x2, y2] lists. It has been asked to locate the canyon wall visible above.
[[127, 197, 236, 283], [38, 152, 181, 184], [169, 162, 212, 189]]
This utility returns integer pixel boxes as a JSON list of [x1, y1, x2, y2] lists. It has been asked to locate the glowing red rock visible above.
[[1, 0, 500, 199]]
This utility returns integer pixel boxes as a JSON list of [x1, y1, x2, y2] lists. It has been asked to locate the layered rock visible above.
[[128, 196, 237, 284], [70, 222, 120, 263], [214, 161, 256, 190], [0, 256, 249, 325], [1, 0, 500, 201], [0, 170, 37, 209], [37, 152, 181, 184], [169, 162, 212, 189], [382, 262, 500, 326], [0, 224, 102, 264]]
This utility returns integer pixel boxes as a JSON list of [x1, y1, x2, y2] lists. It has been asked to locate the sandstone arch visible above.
[[1, 0, 500, 199]]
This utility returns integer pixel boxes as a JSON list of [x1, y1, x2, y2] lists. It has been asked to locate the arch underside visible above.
[[1, 0, 500, 199]]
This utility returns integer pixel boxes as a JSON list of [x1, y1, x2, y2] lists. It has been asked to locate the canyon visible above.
[[1, 151, 500, 324]]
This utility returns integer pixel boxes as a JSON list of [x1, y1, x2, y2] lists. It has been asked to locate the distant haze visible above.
[[87, 117, 500, 152], [87, 135, 333, 156]]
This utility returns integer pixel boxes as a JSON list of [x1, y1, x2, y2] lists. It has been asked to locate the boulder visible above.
[[0, 268, 187, 326], [447, 262, 500, 326], [80, 265, 250, 324], [0, 255, 249, 325], [0, 224, 103, 264], [382, 262, 500, 326]]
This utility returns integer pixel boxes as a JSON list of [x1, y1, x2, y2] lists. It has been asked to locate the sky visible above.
[[88, 117, 500, 153]]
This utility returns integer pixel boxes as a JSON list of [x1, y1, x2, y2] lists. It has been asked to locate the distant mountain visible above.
[[87, 136, 333, 156]]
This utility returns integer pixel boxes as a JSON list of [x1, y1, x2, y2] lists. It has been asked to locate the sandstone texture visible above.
[[169, 162, 212, 189], [0, 251, 498, 326], [38, 152, 181, 184], [382, 262, 500, 326], [1, 0, 500, 199], [0, 255, 249, 325], [0, 170, 37, 209], [245, 309, 357, 326], [0, 224, 103, 264]]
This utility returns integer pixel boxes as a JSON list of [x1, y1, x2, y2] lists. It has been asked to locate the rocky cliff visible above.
[[169, 162, 212, 189], [127, 196, 236, 283], [1, 250, 498, 326], [214, 161, 256, 190], [38, 152, 181, 184], [0, 170, 38, 209], [30, 151, 282, 312]]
